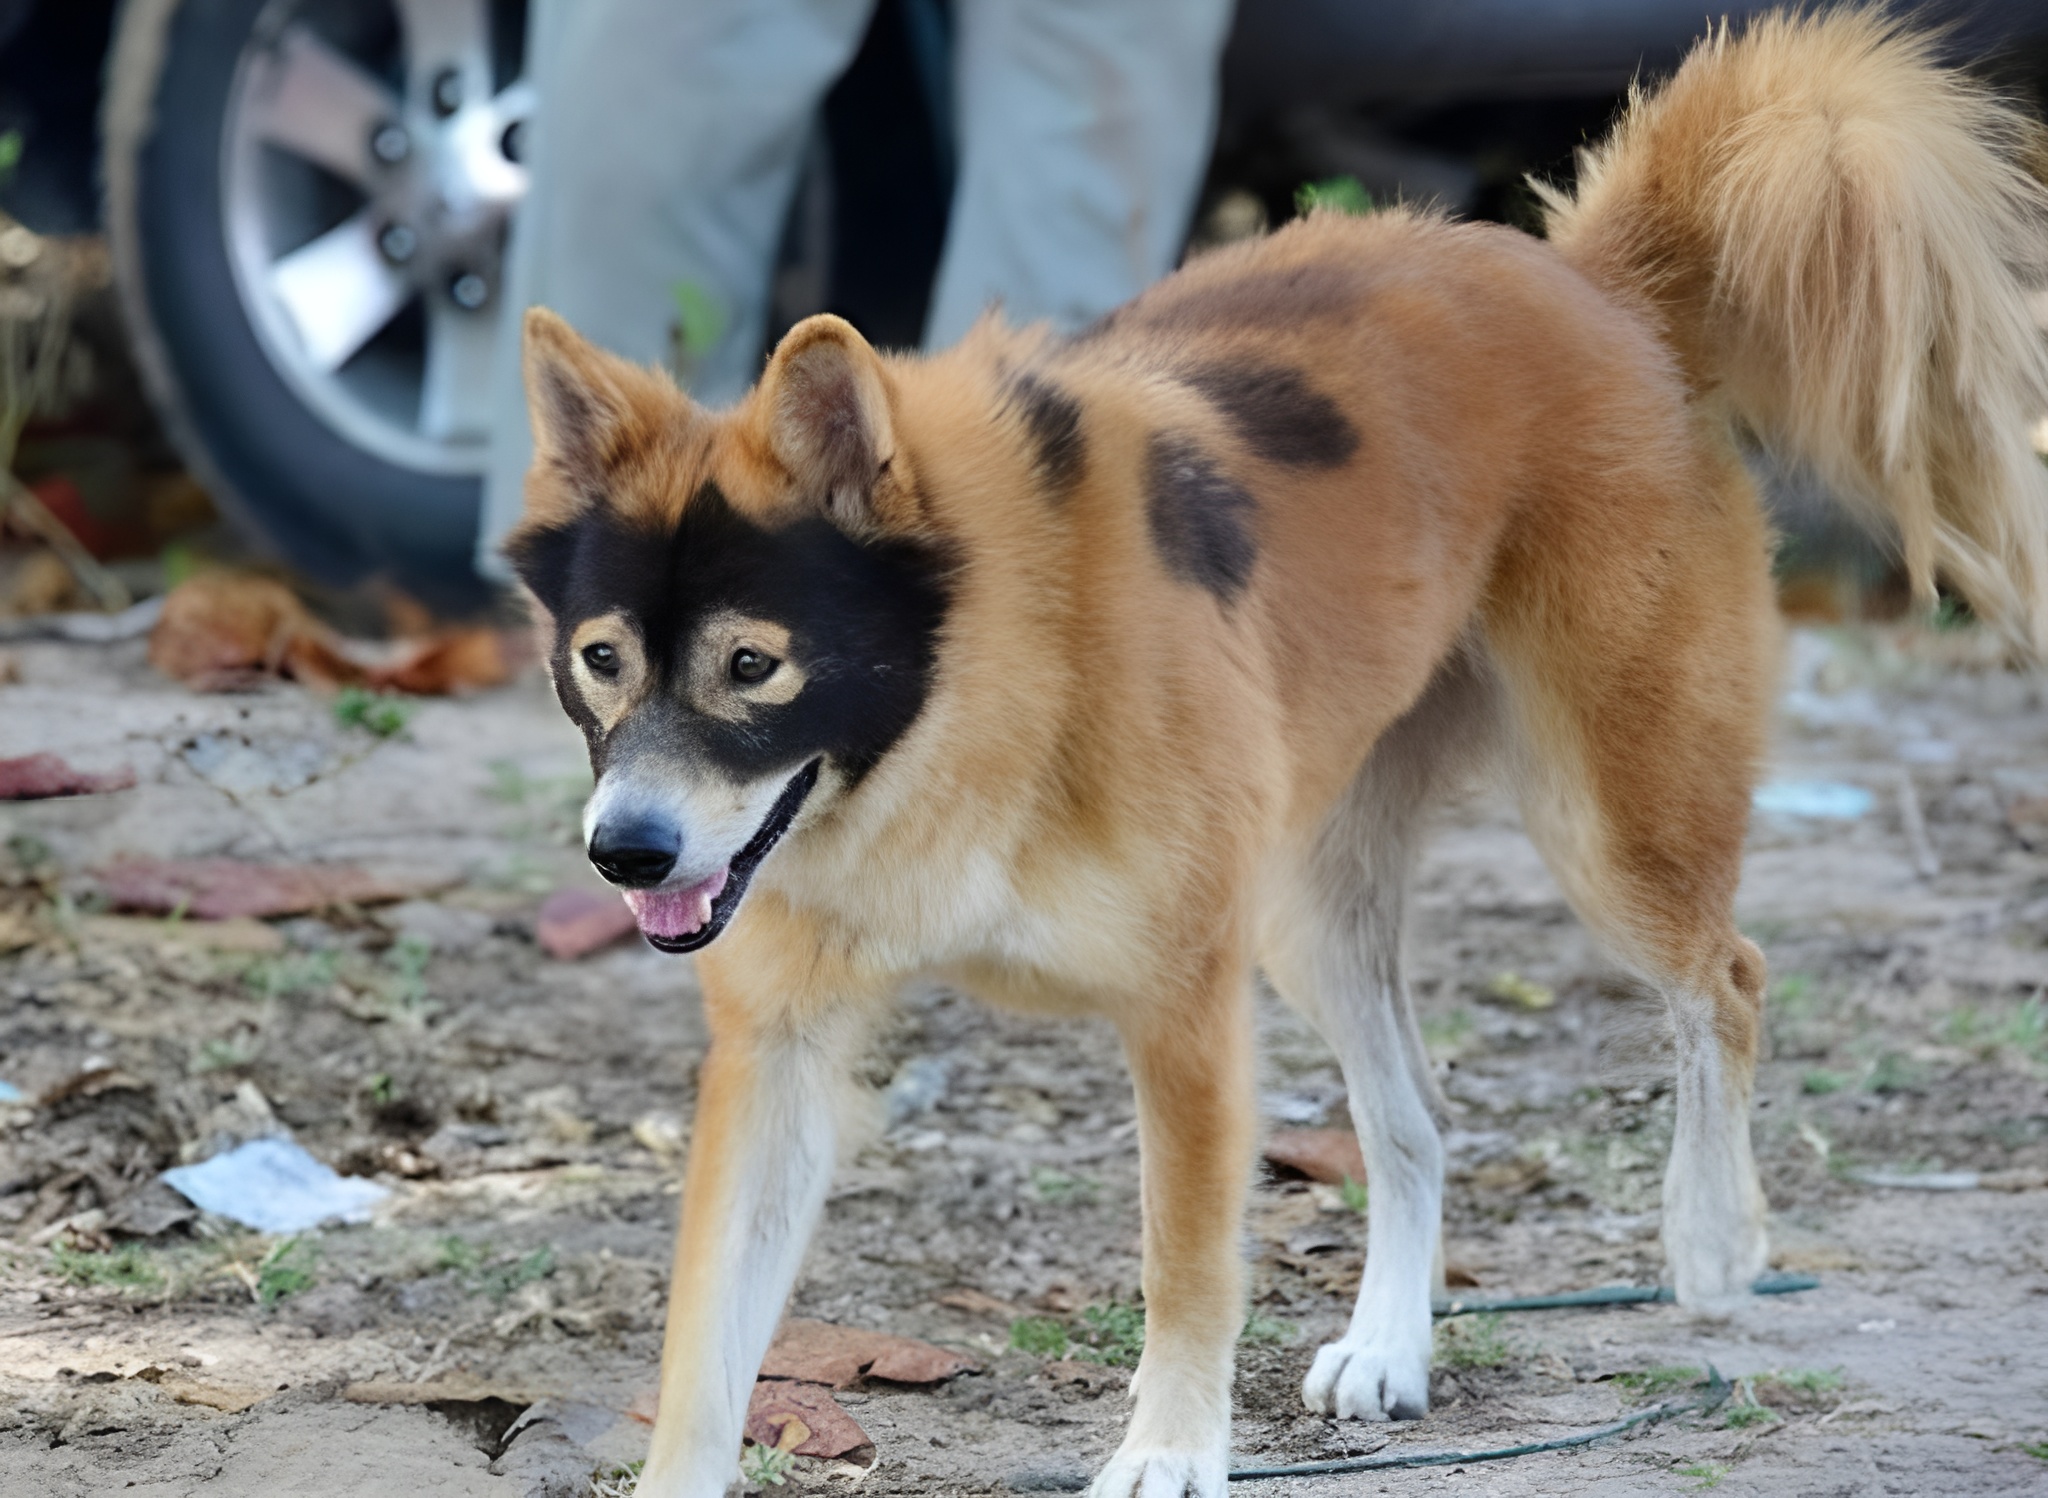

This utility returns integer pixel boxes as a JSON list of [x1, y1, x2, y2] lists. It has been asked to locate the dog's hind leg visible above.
[[1260, 647, 1501, 1422], [1484, 455, 1779, 1309]]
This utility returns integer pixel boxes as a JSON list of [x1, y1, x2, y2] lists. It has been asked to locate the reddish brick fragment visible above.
[[536, 887, 638, 960]]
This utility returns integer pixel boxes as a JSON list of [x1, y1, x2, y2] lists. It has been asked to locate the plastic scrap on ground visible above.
[[1752, 779, 1874, 819], [160, 1136, 388, 1233]]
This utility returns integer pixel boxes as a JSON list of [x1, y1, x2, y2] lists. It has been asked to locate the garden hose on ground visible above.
[[1225, 1274, 1816, 1482], [1227, 1368, 1732, 1481]]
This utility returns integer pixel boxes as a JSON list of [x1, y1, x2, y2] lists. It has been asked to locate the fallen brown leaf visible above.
[[0, 752, 135, 799], [131, 1366, 273, 1413], [148, 572, 362, 692], [370, 626, 517, 695], [762, 1318, 979, 1389], [149, 572, 519, 696], [1263, 1127, 1366, 1186], [935, 1288, 1027, 1320], [536, 887, 638, 960], [745, 1380, 874, 1463], [97, 857, 450, 920]]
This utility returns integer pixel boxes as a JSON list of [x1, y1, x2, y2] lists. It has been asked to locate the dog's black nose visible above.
[[588, 820, 679, 888]]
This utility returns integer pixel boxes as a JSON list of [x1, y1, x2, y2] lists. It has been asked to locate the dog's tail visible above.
[[1539, 9, 2048, 651]]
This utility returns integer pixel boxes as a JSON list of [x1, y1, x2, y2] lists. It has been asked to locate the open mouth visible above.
[[625, 759, 821, 954]]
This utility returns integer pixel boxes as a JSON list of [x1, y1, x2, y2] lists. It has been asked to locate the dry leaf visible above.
[[1263, 1128, 1366, 1186], [745, 1380, 873, 1463], [0, 751, 135, 799], [762, 1318, 978, 1389], [97, 857, 449, 920]]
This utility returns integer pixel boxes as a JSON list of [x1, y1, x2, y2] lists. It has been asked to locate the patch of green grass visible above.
[[739, 1440, 796, 1485], [1009, 1316, 1070, 1359], [1485, 971, 1555, 1010], [193, 1035, 258, 1073], [590, 1459, 643, 1498], [236, 949, 338, 1002], [1433, 1311, 1510, 1369], [2020, 1440, 2048, 1461], [1771, 972, 1815, 1011], [1339, 1175, 1369, 1215], [377, 936, 439, 1023], [1029, 1167, 1100, 1206], [51, 1243, 164, 1295], [436, 1235, 555, 1300], [1241, 1312, 1295, 1346], [1724, 1395, 1777, 1428], [670, 280, 730, 362], [365, 1072, 396, 1105], [1073, 1302, 1146, 1367], [1009, 1302, 1147, 1366], [1765, 1366, 1845, 1398], [6, 832, 52, 872], [333, 687, 413, 738], [0, 128, 22, 184], [256, 1237, 317, 1304], [1675, 1463, 1727, 1491], [1614, 1365, 1703, 1400], [1295, 176, 1376, 216], [1801, 1068, 1851, 1095], [1865, 1051, 1924, 1095], [1421, 1008, 1473, 1057]]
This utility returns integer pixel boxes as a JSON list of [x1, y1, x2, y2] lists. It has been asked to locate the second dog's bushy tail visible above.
[[1540, 9, 2048, 651]]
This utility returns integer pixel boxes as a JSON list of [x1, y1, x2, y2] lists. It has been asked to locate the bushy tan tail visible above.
[[1540, 9, 2048, 651]]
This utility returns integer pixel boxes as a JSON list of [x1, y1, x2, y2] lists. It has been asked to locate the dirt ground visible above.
[[1, 619, 2045, 1497]]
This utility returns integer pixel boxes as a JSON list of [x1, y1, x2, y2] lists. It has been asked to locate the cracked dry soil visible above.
[[0, 622, 2045, 1496]]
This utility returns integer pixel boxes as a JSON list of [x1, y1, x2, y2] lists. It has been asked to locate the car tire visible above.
[[104, 0, 496, 612]]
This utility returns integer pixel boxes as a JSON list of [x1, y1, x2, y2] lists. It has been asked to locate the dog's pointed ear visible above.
[[756, 314, 911, 532], [522, 308, 630, 506]]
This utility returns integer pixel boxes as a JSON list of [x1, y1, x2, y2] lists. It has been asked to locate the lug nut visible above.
[[449, 272, 489, 310], [377, 223, 418, 264], [431, 67, 463, 116], [370, 122, 411, 165]]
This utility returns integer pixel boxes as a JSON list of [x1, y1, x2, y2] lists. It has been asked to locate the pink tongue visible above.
[[624, 867, 729, 939]]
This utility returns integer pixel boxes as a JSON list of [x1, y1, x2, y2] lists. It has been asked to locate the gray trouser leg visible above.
[[924, 0, 1235, 346], [480, 0, 875, 576]]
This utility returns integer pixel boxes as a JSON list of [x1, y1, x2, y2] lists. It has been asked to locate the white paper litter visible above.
[[161, 1137, 387, 1233], [1752, 779, 1874, 820]]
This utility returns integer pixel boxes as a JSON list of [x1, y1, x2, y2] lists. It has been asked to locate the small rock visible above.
[[380, 899, 494, 954], [0, 752, 135, 800], [288, 1281, 377, 1338], [491, 1416, 595, 1497]]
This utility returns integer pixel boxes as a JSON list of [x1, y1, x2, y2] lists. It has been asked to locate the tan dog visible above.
[[505, 13, 2048, 1494]]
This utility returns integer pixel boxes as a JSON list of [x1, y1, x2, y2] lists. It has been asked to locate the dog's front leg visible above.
[[636, 993, 851, 1497], [1091, 969, 1256, 1498]]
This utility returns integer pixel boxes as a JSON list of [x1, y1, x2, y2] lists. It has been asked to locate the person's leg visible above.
[[926, 0, 1236, 348], [481, 0, 874, 576]]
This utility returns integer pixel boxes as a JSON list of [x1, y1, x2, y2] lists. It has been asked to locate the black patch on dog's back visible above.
[[1004, 372, 1086, 500], [1182, 364, 1358, 468], [1124, 263, 1366, 339], [1145, 435, 1257, 604]]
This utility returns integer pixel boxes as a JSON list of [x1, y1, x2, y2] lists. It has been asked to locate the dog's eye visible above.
[[582, 642, 619, 677], [730, 648, 778, 685]]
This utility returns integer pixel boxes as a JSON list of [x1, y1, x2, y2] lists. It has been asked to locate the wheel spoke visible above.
[[245, 26, 399, 189], [418, 295, 500, 442], [392, 0, 495, 105], [268, 211, 414, 373]]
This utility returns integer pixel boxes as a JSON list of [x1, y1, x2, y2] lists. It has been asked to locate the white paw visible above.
[[1303, 1332, 1430, 1421], [1665, 1216, 1768, 1312], [1087, 1447, 1226, 1498]]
